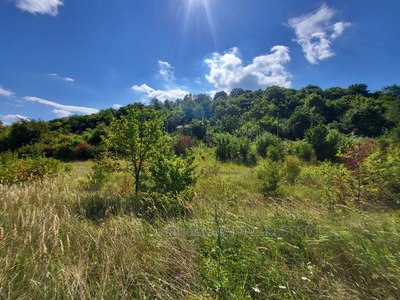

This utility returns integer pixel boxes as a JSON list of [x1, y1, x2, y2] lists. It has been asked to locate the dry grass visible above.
[[0, 156, 399, 299]]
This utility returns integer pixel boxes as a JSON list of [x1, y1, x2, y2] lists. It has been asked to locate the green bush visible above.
[[17, 143, 45, 158], [283, 156, 302, 184], [257, 161, 281, 195], [0, 156, 63, 184], [255, 132, 281, 158], [214, 133, 233, 161], [214, 134, 257, 165], [149, 147, 196, 195], [287, 140, 315, 161], [266, 143, 285, 162]]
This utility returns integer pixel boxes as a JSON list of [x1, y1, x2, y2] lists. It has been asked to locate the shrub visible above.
[[173, 135, 195, 156], [149, 147, 196, 195], [266, 143, 285, 162], [17, 143, 44, 158], [257, 161, 281, 195], [339, 139, 376, 206], [255, 132, 280, 158], [359, 142, 400, 207], [287, 140, 315, 162], [73, 141, 91, 159], [305, 124, 347, 161], [0, 156, 63, 184], [215, 134, 257, 165], [214, 133, 233, 161], [283, 156, 302, 184]]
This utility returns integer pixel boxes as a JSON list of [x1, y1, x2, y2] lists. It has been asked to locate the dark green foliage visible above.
[[347, 83, 370, 96], [7, 120, 49, 150], [287, 140, 315, 161], [213, 91, 228, 101], [382, 84, 400, 99], [255, 132, 281, 158], [305, 124, 346, 161], [188, 119, 207, 140], [214, 133, 232, 162], [343, 103, 388, 137], [287, 106, 316, 139], [214, 134, 257, 165], [229, 88, 247, 98]]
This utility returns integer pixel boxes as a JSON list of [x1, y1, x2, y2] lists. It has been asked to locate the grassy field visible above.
[[0, 148, 399, 299]]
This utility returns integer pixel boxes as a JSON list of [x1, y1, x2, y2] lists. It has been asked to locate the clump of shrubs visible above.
[[286, 140, 315, 162], [255, 132, 280, 157], [214, 133, 257, 165], [0, 152, 63, 184]]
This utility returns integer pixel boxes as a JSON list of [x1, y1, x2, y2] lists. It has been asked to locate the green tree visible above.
[[107, 106, 164, 195], [305, 124, 343, 161], [8, 119, 49, 150]]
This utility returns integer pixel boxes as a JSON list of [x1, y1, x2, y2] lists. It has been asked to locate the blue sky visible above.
[[0, 0, 399, 123]]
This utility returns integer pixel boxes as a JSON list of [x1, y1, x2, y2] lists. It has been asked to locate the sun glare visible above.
[[183, 0, 218, 47]]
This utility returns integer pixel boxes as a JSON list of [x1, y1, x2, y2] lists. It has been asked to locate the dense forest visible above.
[[1, 84, 399, 161], [1, 84, 400, 298]]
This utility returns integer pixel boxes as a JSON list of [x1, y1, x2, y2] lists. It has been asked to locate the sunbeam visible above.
[[182, 0, 219, 49]]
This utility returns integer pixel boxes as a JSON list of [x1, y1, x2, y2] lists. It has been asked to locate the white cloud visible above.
[[15, 0, 63, 16], [132, 84, 189, 101], [0, 114, 30, 125], [52, 109, 72, 118], [0, 86, 15, 97], [204, 46, 291, 91], [112, 104, 122, 109], [288, 5, 351, 64], [23, 96, 99, 117], [158, 60, 175, 81], [48, 73, 75, 82]]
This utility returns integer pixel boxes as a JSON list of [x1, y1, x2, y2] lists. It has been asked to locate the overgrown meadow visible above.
[[0, 84, 399, 299]]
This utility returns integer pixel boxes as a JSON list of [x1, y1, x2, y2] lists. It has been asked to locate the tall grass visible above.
[[0, 155, 399, 299]]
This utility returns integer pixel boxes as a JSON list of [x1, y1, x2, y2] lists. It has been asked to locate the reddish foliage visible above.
[[74, 141, 91, 159], [341, 139, 376, 172], [173, 135, 195, 156]]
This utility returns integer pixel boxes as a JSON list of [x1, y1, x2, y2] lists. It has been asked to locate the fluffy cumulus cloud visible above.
[[0, 114, 30, 125], [158, 60, 175, 81], [0, 86, 15, 97], [48, 73, 75, 82], [288, 4, 351, 64], [132, 84, 189, 102], [23, 96, 99, 117], [204, 46, 291, 92], [14, 0, 63, 16]]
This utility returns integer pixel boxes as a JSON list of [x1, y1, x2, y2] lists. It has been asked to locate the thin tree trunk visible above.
[[135, 170, 140, 196]]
